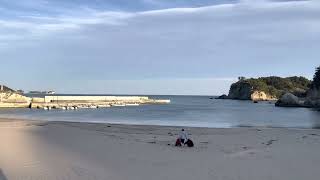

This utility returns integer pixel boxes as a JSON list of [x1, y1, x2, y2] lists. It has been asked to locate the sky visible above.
[[0, 0, 319, 95]]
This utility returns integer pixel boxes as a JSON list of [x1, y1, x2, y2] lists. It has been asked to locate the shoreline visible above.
[[1, 118, 320, 180], [1, 117, 320, 130]]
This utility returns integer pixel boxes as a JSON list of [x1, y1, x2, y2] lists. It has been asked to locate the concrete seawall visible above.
[[31, 96, 170, 109], [44, 96, 149, 103], [0, 93, 170, 109]]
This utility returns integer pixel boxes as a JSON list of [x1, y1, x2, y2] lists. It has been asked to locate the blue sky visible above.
[[0, 0, 319, 95]]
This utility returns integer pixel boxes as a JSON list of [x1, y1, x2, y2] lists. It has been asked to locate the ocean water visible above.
[[0, 95, 319, 129]]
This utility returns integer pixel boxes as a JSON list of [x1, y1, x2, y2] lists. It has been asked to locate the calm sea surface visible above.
[[0, 95, 319, 129]]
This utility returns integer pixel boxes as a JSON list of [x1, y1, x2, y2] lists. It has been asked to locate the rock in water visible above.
[[275, 93, 301, 107], [215, 94, 228, 99]]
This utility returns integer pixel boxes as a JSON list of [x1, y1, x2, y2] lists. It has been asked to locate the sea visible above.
[[0, 95, 319, 129]]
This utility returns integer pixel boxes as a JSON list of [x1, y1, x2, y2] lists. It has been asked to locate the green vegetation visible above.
[[238, 76, 311, 98], [312, 66, 320, 89]]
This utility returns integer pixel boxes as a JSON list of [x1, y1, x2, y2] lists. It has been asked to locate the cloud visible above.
[[1, 0, 320, 94], [2, 0, 319, 41]]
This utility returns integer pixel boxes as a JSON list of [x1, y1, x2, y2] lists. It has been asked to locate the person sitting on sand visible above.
[[175, 129, 194, 147], [178, 129, 188, 145]]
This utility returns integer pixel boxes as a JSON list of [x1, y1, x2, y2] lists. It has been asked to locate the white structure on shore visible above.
[[0, 90, 170, 109], [43, 96, 149, 103]]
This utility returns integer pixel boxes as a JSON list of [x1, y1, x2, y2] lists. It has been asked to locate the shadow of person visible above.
[[0, 169, 8, 180]]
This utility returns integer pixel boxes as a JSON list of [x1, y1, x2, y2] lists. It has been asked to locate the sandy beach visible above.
[[1, 118, 320, 180]]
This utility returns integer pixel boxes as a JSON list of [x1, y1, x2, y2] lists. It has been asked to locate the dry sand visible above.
[[1, 118, 320, 180]]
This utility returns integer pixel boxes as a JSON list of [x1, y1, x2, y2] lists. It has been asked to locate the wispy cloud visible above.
[[1, 0, 318, 40]]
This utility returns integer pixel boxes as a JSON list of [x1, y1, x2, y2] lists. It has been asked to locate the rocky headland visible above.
[[275, 90, 320, 108], [217, 76, 311, 101], [216, 66, 320, 109], [0, 85, 31, 108], [275, 66, 320, 108]]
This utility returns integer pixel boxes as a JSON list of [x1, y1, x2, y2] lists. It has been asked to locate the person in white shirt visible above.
[[178, 129, 188, 144]]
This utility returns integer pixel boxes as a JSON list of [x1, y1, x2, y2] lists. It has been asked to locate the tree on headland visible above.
[[313, 66, 320, 89], [238, 76, 246, 81]]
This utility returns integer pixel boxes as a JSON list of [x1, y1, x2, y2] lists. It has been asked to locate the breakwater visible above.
[[0, 93, 170, 109]]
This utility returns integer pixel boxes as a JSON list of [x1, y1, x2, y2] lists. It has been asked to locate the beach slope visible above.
[[1, 119, 320, 180]]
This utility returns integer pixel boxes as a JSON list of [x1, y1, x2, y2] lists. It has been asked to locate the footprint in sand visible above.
[[71, 166, 96, 179], [262, 139, 278, 146], [222, 146, 260, 158], [228, 149, 259, 158], [200, 141, 209, 144]]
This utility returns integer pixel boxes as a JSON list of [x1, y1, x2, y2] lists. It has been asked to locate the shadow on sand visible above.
[[0, 169, 7, 180]]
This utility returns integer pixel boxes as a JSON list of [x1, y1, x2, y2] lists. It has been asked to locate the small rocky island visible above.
[[217, 76, 311, 101], [218, 66, 320, 108]]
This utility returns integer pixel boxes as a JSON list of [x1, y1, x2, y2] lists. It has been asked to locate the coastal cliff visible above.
[[275, 89, 320, 108], [0, 92, 31, 108], [227, 81, 277, 101], [305, 88, 320, 108], [220, 76, 310, 101], [276, 66, 320, 108]]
